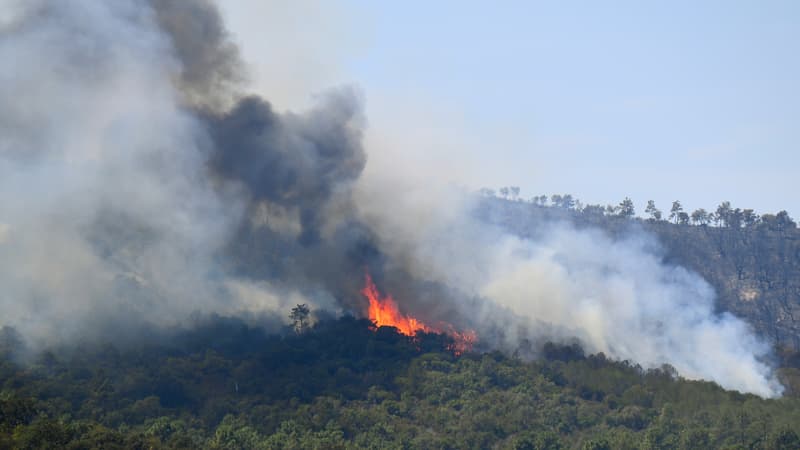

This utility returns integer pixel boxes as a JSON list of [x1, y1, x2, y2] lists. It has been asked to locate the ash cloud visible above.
[[0, 0, 783, 397]]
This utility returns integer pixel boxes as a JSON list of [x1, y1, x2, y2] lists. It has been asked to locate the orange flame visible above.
[[361, 273, 476, 355]]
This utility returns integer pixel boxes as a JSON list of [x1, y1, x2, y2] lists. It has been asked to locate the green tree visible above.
[[681, 429, 710, 450], [768, 428, 800, 450], [583, 438, 612, 450]]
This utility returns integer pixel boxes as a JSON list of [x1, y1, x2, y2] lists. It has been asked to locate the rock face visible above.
[[477, 197, 800, 350], [646, 222, 800, 350]]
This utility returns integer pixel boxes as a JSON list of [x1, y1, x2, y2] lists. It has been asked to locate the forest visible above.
[[2, 313, 800, 449]]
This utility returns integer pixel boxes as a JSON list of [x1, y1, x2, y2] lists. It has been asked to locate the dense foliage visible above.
[[2, 317, 800, 449]]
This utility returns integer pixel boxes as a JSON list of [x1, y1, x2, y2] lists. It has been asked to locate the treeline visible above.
[[481, 187, 797, 231], [2, 316, 800, 449]]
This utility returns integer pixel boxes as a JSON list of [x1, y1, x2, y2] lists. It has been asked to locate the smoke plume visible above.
[[0, 0, 782, 397]]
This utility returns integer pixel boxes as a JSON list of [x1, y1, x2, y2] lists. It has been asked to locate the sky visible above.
[[220, 0, 799, 218]]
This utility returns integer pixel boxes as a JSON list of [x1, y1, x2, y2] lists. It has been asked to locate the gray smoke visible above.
[[0, 0, 783, 397], [354, 178, 783, 397], [149, 0, 242, 110], [204, 91, 365, 245], [0, 0, 356, 344]]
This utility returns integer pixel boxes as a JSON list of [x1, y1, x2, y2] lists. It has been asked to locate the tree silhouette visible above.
[[290, 304, 311, 334], [742, 209, 759, 228], [617, 197, 635, 218], [691, 208, 710, 225], [645, 200, 662, 221], [561, 194, 576, 209], [669, 201, 683, 224], [499, 187, 509, 199], [715, 201, 732, 227]]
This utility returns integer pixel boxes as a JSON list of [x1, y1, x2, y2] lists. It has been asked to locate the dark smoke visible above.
[[204, 90, 366, 245]]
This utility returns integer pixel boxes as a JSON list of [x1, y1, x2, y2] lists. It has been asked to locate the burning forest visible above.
[[3, 1, 800, 447], [0, 0, 788, 402], [361, 272, 477, 355]]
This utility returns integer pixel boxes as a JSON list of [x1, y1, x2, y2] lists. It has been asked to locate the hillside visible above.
[[2, 317, 800, 449], [3, 196, 800, 449], [476, 196, 800, 352]]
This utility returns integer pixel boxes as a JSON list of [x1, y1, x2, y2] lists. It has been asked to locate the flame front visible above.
[[361, 273, 476, 354], [362, 273, 430, 335]]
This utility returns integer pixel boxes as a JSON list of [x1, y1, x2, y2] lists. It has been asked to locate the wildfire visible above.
[[361, 273, 477, 355]]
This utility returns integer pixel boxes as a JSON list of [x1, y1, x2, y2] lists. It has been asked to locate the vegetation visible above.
[[484, 188, 797, 231], [2, 316, 800, 449], [3, 191, 799, 448]]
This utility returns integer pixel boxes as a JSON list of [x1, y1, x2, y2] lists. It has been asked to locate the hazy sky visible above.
[[220, 1, 799, 218]]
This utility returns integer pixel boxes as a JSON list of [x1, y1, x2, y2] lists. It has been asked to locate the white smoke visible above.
[[0, 0, 314, 343], [355, 176, 782, 397], [481, 226, 780, 397]]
